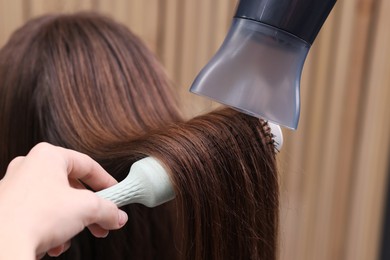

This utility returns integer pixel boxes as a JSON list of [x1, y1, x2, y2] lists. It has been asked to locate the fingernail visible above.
[[118, 210, 128, 226]]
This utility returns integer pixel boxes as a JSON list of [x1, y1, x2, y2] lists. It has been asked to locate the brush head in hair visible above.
[[96, 121, 282, 208], [268, 122, 283, 152]]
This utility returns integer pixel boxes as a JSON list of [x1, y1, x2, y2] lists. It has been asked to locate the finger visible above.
[[36, 252, 46, 259], [47, 244, 65, 257], [63, 241, 71, 253], [60, 147, 118, 190], [6, 156, 25, 172], [77, 190, 128, 230], [47, 240, 71, 257], [88, 224, 109, 238], [69, 178, 86, 190], [27, 143, 117, 190]]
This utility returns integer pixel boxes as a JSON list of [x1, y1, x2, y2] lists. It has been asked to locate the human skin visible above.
[[0, 143, 128, 259]]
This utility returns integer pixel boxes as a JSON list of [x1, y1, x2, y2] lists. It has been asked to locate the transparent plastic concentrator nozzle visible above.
[[190, 18, 310, 129], [190, 0, 336, 130]]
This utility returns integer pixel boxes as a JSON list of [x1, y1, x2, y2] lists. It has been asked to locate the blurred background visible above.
[[1, 0, 389, 259]]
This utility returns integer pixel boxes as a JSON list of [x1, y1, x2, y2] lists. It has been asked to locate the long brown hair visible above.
[[102, 108, 279, 259], [0, 13, 278, 259], [0, 12, 181, 172]]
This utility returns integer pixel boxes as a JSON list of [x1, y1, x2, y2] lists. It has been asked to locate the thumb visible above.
[[77, 190, 128, 231]]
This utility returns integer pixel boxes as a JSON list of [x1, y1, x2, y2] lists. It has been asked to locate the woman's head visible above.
[[0, 13, 181, 175], [0, 12, 279, 259], [0, 13, 184, 259]]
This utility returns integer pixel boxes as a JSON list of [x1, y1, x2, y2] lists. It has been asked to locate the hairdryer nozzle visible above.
[[190, 0, 336, 130], [190, 18, 310, 129]]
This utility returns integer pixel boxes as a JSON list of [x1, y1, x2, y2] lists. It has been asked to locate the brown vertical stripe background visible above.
[[0, 1, 389, 259]]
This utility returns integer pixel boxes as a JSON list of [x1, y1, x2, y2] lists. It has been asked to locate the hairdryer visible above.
[[190, 0, 336, 129], [97, 0, 336, 207]]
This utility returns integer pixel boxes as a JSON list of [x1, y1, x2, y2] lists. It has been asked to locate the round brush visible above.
[[96, 123, 283, 207]]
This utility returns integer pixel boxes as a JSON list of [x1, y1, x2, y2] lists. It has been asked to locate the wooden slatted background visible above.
[[1, 1, 389, 259]]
